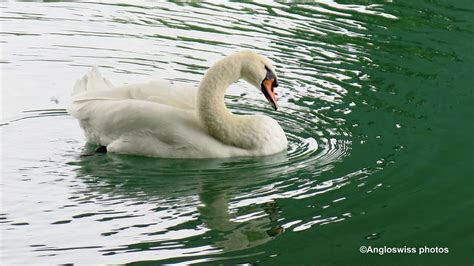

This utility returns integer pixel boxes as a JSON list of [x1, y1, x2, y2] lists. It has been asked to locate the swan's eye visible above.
[[264, 65, 276, 81]]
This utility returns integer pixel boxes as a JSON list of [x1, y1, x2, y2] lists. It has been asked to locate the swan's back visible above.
[[69, 68, 196, 117]]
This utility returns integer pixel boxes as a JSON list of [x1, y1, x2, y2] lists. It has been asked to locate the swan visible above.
[[68, 50, 288, 158]]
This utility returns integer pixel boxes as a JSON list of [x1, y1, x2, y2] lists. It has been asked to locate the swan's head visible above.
[[239, 51, 279, 111]]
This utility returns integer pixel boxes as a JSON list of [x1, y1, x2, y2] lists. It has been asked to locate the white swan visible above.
[[68, 50, 288, 158]]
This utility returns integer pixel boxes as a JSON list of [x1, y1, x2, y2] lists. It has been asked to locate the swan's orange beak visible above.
[[261, 79, 278, 111]]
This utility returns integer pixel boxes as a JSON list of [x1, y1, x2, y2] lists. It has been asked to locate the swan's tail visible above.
[[72, 67, 114, 95]]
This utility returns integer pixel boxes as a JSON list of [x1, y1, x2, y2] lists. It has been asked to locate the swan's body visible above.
[[68, 51, 287, 158]]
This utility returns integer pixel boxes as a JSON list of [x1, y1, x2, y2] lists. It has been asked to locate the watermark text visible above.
[[359, 246, 449, 255]]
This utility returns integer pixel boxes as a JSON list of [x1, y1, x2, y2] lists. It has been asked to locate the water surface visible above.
[[1, 1, 473, 265]]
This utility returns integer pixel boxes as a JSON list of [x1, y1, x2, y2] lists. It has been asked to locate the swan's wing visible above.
[[70, 68, 197, 110], [68, 68, 252, 158], [72, 67, 114, 95], [69, 99, 245, 158], [71, 99, 199, 144], [119, 81, 197, 110]]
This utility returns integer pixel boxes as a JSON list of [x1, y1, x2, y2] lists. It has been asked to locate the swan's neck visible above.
[[197, 55, 249, 148]]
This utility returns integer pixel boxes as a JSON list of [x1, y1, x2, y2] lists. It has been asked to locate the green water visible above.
[[1, 1, 473, 265]]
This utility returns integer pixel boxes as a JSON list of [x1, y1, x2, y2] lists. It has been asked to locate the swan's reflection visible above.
[[72, 144, 288, 253], [198, 179, 283, 251]]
